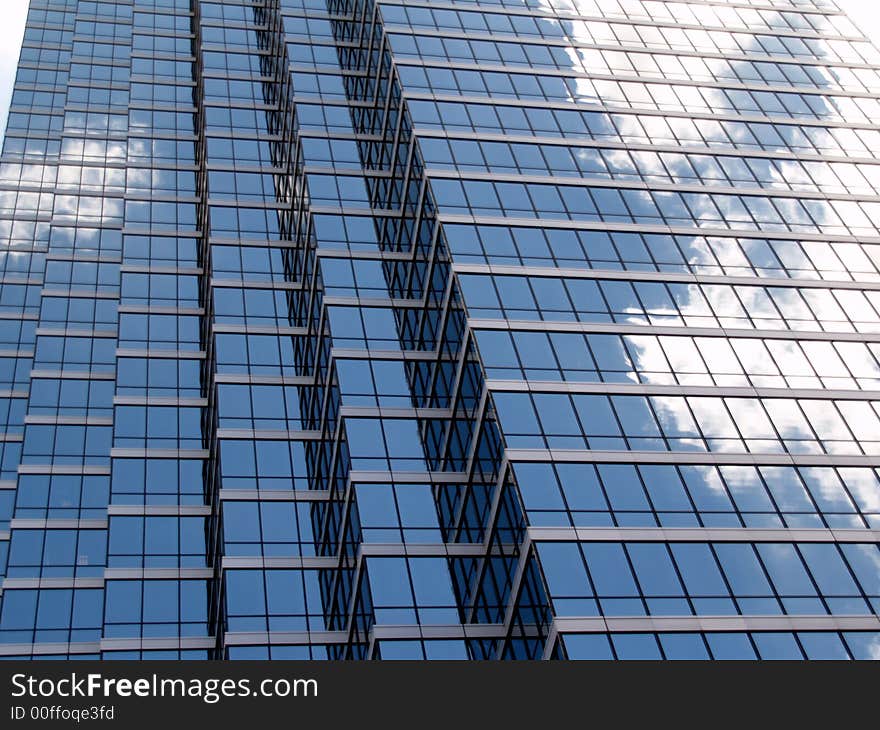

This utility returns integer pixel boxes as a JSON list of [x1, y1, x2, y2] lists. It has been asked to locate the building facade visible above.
[[0, 0, 879, 660]]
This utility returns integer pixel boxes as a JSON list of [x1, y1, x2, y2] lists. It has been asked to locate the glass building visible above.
[[0, 0, 879, 660]]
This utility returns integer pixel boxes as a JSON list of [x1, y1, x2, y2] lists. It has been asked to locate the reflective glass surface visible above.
[[0, 0, 878, 661]]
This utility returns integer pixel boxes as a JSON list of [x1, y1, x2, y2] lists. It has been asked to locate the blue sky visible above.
[[0, 0, 878, 148], [0, 0, 29, 148]]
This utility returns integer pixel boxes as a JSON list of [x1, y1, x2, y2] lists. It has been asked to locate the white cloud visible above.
[[836, 0, 880, 40]]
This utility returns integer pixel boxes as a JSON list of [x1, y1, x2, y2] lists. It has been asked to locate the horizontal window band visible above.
[[396, 58, 880, 103], [17, 464, 111, 476], [46, 251, 122, 268], [415, 128, 880, 167], [357, 543, 517, 558], [212, 324, 306, 335], [331, 348, 444, 362], [116, 349, 205, 359], [452, 263, 880, 291], [485, 380, 880, 401], [118, 305, 203, 315], [470, 319, 880, 342], [40, 288, 119, 300], [99, 637, 215, 652], [323, 295, 440, 309], [35, 328, 116, 339], [121, 266, 202, 276], [112, 396, 208, 407], [103, 568, 214, 580], [306, 204, 404, 217], [370, 624, 508, 641], [427, 168, 880, 203], [302, 164, 390, 178], [348, 470, 472, 484], [119, 227, 200, 237], [0, 278, 42, 287], [210, 279, 301, 291], [1, 577, 104, 590], [316, 249, 422, 262], [205, 237, 299, 250], [409, 92, 880, 132], [381, 0, 839, 20], [23, 415, 112, 426], [525, 526, 880, 544], [386, 28, 880, 74], [204, 198, 290, 211], [438, 213, 880, 244], [216, 429, 322, 440], [339, 406, 454, 419], [221, 557, 343, 570], [3, 569, 217, 589], [109, 448, 209, 459], [218, 489, 330, 502], [0, 641, 100, 657], [503, 448, 880, 467], [204, 67, 369, 83], [223, 631, 348, 647], [549, 615, 880, 635], [380, 1, 857, 42], [10, 518, 107, 529], [214, 374, 312, 386], [107, 504, 211, 517]]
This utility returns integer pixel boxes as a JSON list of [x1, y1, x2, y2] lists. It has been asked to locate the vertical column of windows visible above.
[[101, 0, 211, 659], [0, 0, 76, 658], [324, 0, 506, 660], [0, 0, 128, 659], [203, 0, 338, 659]]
